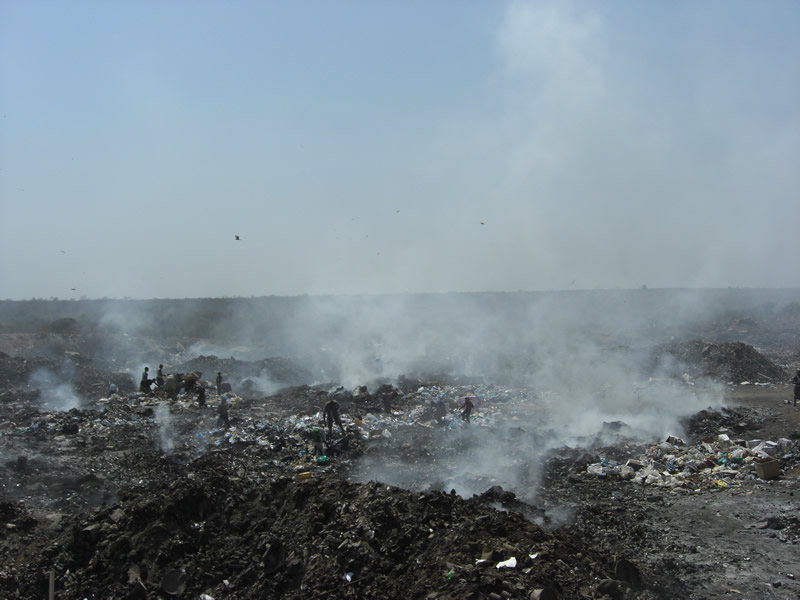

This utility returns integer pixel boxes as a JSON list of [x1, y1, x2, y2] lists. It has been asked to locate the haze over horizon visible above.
[[2, 1, 798, 301]]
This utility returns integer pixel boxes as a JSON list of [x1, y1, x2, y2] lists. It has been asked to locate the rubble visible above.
[[584, 426, 799, 491], [1, 370, 798, 598], [654, 340, 787, 384], [1, 294, 800, 598]]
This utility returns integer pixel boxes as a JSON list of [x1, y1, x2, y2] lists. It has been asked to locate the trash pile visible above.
[[2, 327, 800, 598], [2, 380, 674, 600], [654, 340, 787, 383], [584, 431, 799, 492]]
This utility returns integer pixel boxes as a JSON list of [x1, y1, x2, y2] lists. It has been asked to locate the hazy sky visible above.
[[1, 0, 798, 300]]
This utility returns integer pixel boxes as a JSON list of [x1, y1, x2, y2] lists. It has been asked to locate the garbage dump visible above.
[[653, 340, 787, 384], [584, 431, 797, 489], [1, 307, 800, 599]]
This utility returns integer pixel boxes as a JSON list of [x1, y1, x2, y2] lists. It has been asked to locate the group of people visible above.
[[433, 394, 474, 424], [139, 365, 232, 427], [139, 364, 168, 394], [143, 373, 489, 447]]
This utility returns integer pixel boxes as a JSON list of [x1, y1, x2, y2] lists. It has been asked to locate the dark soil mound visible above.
[[4, 453, 675, 600]]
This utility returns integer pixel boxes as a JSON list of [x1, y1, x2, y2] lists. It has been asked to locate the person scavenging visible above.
[[216, 372, 223, 395], [792, 369, 800, 407], [197, 385, 206, 408], [140, 367, 152, 394], [324, 398, 345, 434], [461, 396, 474, 423], [156, 364, 165, 387], [217, 395, 230, 428], [310, 427, 326, 456], [383, 390, 397, 414]]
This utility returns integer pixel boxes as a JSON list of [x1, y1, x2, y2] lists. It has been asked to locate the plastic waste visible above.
[[296, 472, 312, 479], [587, 464, 607, 477], [496, 557, 517, 569]]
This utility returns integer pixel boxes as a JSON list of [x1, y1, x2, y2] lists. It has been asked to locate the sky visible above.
[[1, 0, 798, 300]]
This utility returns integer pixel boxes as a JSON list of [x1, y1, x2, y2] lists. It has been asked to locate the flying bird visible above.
[[235, 235, 240, 241], [480, 221, 485, 225]]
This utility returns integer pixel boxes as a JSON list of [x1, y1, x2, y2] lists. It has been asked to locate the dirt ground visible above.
[[0, 303, 799, 599]]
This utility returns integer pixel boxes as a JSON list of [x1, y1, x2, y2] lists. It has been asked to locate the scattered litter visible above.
[[496, 557, 517, 569]]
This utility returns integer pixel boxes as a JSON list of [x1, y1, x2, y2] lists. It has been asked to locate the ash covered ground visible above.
[[1, 290, 800, 600]]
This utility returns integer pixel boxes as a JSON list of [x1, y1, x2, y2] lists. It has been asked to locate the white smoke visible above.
[[345, 292, 729, 502], [242, 371, 281, 397], [349, 377, 724, 503], [155, 402, 175, 453], [30, 368, 81, 412]]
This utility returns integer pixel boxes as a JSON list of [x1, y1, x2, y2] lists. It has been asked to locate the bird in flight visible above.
[[235, 235, 240, 241]]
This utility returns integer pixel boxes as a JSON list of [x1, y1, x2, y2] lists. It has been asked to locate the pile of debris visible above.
[[654, 340, 787, 383], [1, 384, 671, 600], [584, 431, 798, 494], [4, 464, 662, 600], [3, 347, 800, 598]]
